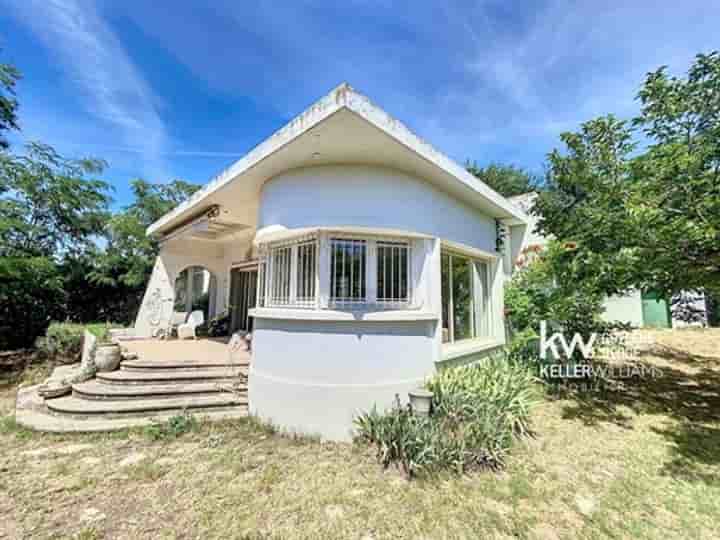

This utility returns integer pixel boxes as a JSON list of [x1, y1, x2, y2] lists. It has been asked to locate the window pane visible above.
[[441, 253, 451, 343], [377, 241, 409, 303], [296, 242, 316, 304], [452, 256, 473, 341], [257, 262, 266, 307], [474, 261, 489, 337], [270, 246, 291, 305], [330, 239, 366, 303]]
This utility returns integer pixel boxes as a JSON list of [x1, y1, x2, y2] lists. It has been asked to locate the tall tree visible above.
[[93, 179, 201, 288], [535, 52, 720, 299], [466, 162, 540, 198], [0, 143, 111, 348], [0, 54, 20, 149], [0, 143, 110, 258]]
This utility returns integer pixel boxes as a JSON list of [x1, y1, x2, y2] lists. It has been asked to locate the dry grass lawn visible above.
[[1, 329, 719, 539]]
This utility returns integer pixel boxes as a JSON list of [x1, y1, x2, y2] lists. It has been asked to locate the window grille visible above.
[[376, 240, 410, 304], [256, 261, 266, 307], [269, 245, 292, 306], [330, 238, 367, 305], [295, 241, 317, 307]]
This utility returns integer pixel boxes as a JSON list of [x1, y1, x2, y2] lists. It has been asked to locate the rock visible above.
[[21, 443, 92, 457], [37, 381, 72, 399], [22, 447, 52, 458], [119, 452, 146, 467], [324, 505, 345, 520], [155, 457, 177, 466], [530, 523, 560, 540], [575, 494, 597, 517], [81, 457, 102, 466], [57, 443, 93, 455], [80, 508, 106, 523]]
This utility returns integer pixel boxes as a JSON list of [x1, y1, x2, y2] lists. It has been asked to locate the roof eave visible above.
[[147, 83, 529, 237]]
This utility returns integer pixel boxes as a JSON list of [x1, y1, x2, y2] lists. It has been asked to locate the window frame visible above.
[[258, 232, 413, 311], [441, 250, 492, 344], [327, 234, 412, 309], [262, 235, 320, 309]]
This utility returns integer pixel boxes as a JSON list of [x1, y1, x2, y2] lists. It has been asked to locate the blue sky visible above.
[[1, 1, 718, 209]]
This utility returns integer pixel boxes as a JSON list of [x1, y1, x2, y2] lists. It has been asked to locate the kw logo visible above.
[[539, 321, 596, 360]]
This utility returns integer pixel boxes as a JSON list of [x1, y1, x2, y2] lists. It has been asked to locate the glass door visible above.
[[229, 268, 258, 333]]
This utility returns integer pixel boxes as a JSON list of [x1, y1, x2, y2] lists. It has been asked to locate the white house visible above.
[[133, 83, 530, 440]]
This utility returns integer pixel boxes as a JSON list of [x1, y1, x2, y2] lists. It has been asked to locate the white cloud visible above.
[[6, 0, 171, 181]]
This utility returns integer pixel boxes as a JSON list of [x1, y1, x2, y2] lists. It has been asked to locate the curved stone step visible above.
[[97, 368, 245, 386], [46, 393, 247, 417], [121, 359, 249, 372], [72, 379, 247, 401]]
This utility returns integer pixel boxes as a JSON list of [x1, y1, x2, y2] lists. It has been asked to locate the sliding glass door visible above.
[[229, 268, 258, 333]]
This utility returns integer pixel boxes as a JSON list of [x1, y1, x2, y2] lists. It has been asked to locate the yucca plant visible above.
[[355, 357, 538, 477]]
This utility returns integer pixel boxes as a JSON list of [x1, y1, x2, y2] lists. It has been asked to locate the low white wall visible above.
[[249, 317, 437, 441]]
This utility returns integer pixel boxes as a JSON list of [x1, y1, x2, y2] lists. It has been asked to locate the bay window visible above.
[[376, 241, 410, 304], [441, 251, 491, 343], [259, 233, 412, 309], [265, 237, 318, 308], [330, 238, 367, 304]]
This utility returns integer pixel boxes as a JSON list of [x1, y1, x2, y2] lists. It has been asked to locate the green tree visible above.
[[93, 179, 201, 288], [0, 55, 20, 149], [0, 143, 109, 258], [0, 143, 111, 348], [535, 52, 720, 300], [466, 162, 540, 198], [631, 52, 720, 296]]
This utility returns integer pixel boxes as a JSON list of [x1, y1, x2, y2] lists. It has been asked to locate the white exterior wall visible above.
[[250, 165, 506, 440], [259, 165, 497, 253], [252, 318, 436, 440], [134, 240, 227, 338]]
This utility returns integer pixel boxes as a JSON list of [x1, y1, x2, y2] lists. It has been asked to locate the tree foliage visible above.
[[0, 143, 109, 257], [535, 52, 720, 299], [0, 55, 20, 149], [0, 141, 111, 349], [466, 162, 540, 198], [92, 179, 201, 289]]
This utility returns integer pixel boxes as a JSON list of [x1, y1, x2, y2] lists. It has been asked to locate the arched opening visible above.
[[173, 266, 217, 324]]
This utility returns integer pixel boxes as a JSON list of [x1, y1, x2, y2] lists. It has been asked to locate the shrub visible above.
[[505, 240, 626, 367], [144, 411, 198, 441], [35, 322, 85, 363], [355, 357, 537, 477]]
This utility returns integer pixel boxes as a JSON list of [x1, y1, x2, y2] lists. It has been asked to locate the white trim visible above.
[[249, 307, 437, 322], [147, 83, 529, 237], [440, 339, 504, 362], [441, 239, 497, 261], [230, 260, 260, 270], [254, 225, 432, 246]]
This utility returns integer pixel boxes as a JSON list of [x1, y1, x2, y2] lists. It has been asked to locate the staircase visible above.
[[43, 356, 248, 424]]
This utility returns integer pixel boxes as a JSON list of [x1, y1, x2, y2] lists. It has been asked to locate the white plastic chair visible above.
[[178, 310, 204, 340], [169, 311, 188, 337]]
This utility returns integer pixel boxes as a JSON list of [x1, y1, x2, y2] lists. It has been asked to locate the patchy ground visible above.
[[1, 329, 719, 539]]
